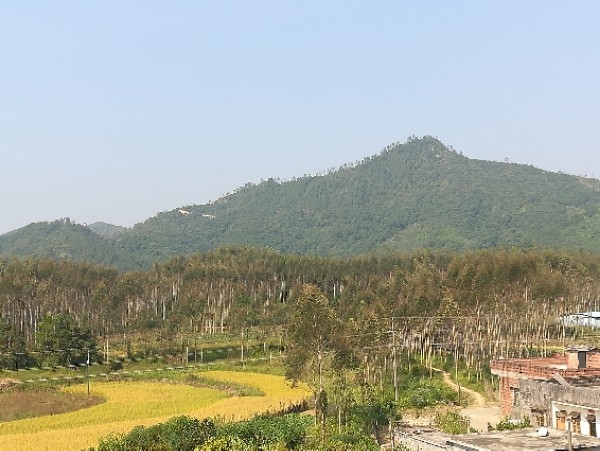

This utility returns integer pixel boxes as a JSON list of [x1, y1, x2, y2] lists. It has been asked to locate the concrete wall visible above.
[[519, 380, 600, 412], [396, 432, 448, 450], [512, 379, 600, 437]]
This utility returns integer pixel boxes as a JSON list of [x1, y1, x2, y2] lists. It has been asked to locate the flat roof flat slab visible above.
[[449, 428, 600, 450]]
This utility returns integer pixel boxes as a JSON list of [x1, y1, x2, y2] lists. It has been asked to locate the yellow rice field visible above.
[[0, 371, 311, 451]]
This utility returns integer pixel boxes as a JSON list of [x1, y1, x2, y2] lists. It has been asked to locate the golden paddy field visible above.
[[0, 371, 311, 451]]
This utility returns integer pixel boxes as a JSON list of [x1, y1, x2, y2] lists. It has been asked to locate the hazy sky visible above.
[[1, 1, 599, 234]]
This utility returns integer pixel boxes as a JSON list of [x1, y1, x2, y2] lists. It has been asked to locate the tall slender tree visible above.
[[285, 284, 350, 443]]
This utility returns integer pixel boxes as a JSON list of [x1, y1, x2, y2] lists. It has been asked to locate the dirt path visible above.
[[440, 371, 486, 407], [433, 369, 502, 432]]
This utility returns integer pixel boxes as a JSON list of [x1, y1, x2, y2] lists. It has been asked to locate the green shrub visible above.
[[197, 436, 253, 451], [219, 413, 312, 449], [397, 380, 458, 410], [495, 416, 532, 431], [318, 430, 379, 451], [97, 416, 215, 451], [434, 411, 472, 435], [160, 416, 216, 450], [349, 398, 398, 434]]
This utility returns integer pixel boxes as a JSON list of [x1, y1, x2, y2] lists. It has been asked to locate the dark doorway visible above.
[[579, 351, 587, 369], [587, 414, 597, 437]]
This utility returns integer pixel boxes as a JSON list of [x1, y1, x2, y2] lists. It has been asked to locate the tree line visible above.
[[1, 246, 599, 367]]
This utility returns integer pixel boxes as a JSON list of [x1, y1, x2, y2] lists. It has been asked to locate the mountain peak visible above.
[[1, 138, 599, 270]]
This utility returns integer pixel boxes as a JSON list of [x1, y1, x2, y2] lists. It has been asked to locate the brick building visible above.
[[490, 346, 600, 438]]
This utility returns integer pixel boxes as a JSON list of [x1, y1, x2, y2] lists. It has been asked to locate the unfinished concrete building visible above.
[[490, 346, 600, 438]]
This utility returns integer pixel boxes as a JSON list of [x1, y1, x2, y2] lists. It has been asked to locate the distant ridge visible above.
[[87, 222, 128, 238], [1, 136, 599, 270]]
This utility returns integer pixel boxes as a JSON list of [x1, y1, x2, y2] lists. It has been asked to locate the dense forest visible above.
[[2, 136, 600, 270], [2, 246, 599, 373]]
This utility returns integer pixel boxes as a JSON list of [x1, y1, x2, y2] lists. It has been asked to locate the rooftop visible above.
[[491, 355, 600, 380], [450, 428, 600, 450], [399, 428, 600, 451]]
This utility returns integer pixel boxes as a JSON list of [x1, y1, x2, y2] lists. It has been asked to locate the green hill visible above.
[[87, 221, 128, 238], [0, 219, 136, 268], [2, 136, 600, 269]]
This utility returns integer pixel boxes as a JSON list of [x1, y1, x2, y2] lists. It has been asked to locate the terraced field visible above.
[[0, 371, 311, 451]]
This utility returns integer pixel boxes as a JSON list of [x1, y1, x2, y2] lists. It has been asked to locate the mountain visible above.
[[0, 219, 134, 268], [87, 222, 128, 238], [2, 136, 600, 269]]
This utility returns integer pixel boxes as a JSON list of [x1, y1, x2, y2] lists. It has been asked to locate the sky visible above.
[[1, 1, 599, 234]]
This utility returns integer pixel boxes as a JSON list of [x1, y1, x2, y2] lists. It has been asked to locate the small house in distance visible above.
[[560, 312, 600, 329], [490, 346, 600, 438]]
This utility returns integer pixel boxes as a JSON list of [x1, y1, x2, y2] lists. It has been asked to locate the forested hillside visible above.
[[1, 247, 599, 371], [0, 219, 136, 269], [87, 221, 128, 238], [2, 136, 600, 270]]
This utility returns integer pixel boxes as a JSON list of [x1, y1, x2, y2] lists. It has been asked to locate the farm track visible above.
[[439, 371, 487, 407], [436, 369, 502, 433]]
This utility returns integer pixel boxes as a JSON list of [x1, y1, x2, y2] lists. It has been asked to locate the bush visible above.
[[219, 413, 312, 449], [160, 416, 216, 450], [97, 416, 215, 451], [318, 430, 379, 451], [495, 416, 532, 431], [96, 413, 310, 451], [434, 411, 473, 435], [349, 398, 398, 434], [109, 359, 124, 372], [197, 436, 253, 451], [396, 379, 459, 410]]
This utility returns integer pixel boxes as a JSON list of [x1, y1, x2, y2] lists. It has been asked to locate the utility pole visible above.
[[86, 350, 90, 396], [241, 329, 245, 369], [392, 318, 398, 402]]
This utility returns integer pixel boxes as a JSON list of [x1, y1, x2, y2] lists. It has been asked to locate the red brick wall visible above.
[[492, 352, 600, 417], [491, 356, 600, 380], [566, 350, 600, 369], [492, 357, 566, 379], [587, 350, 600, 369], [499, 376, 518, 415]]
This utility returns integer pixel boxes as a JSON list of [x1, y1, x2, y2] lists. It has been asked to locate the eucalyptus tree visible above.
[[284, 284, 352, 443]]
